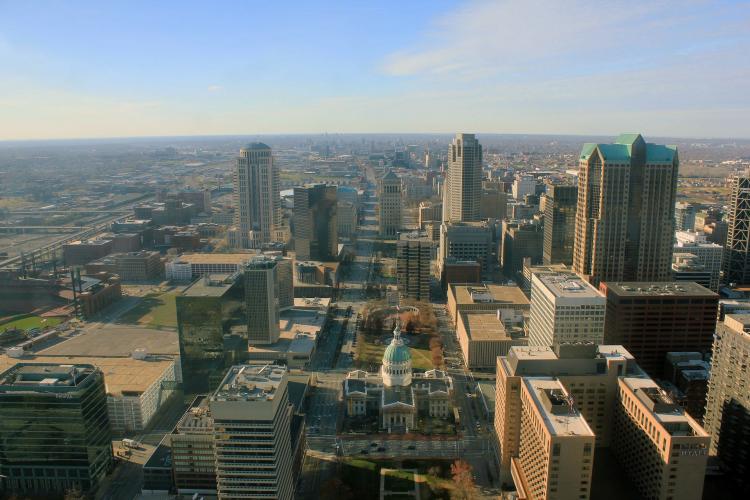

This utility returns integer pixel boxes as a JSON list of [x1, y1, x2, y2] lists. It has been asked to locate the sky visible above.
[[1, 0, 749, 140]]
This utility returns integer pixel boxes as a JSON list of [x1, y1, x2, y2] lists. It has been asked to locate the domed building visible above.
[[344, 323, 455, 432]]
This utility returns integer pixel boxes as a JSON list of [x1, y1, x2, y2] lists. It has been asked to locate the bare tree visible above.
[[450, 460, 478, 500]]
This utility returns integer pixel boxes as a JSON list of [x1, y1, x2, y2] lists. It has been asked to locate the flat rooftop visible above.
[[535, 273, 603, 299], [213, 364, 286, 402], [177, 253, 254, 265], [603, 281, 717, 297], [453, 283, 529, 307], [181, 273, 238, 297], [0, 355, 174, 396], [524, 378, 594, 437], [175, 396, 213, 433], [37, 324, 179, 357], [621, 377, 707, 435], [460, 312, 513, 341], [0, 363, 95, 389]]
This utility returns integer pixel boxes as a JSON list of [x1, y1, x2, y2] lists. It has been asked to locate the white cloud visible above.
[[207, 85, 223, 92]]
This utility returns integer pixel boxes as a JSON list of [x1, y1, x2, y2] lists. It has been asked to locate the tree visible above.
[[450, 460, 478, 500]]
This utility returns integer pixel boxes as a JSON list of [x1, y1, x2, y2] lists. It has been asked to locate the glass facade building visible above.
[[0, 363, 112, 495]]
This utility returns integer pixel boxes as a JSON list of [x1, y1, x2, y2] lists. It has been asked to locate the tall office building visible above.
[[675, 202, 697, 232], [293, 184, 338, 261], [724, 172, 750, 285], [599, 281, 719, 377], [210, 364, 293, 500], [177, 274, 245, 392], [396, 232, 432, 301], [543, 184, 578, 265], [573, 134, 678, 285], [496, 344, 710, 500], [479, 183, 508, 220], [500, 220, 543, 278], [233, 143, 280, 248], [438, 222, 493, 276], [443, 133, 482, 223], [703, 315, 750, 494], [0, 363, 112, 495], [528, 273, 605, 347], [379, 170, 402, 237], [511, 175, 536, 201], [674, 231, 723, 291], [245, 256, 280, 345]]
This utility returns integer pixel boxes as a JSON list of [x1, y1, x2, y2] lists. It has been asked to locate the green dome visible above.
[[383, 341, 411, 364]]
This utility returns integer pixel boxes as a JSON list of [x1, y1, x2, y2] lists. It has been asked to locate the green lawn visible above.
[[340, 458, 454, 500], [356, 333, 435, 371], [118, 292, 178, 329], [0, 315, 62, 333]]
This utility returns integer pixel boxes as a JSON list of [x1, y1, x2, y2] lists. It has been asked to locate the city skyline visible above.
[[1, 0, 749, 140]]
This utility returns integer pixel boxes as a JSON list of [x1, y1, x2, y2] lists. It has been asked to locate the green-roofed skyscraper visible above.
[[573, 134, 678, 285]]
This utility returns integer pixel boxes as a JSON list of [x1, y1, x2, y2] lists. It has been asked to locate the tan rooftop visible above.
[[460, 312, 512, 341], [453, 283, 529, 306], [524, 378, 594, 437], [177, 253, 255, 264]]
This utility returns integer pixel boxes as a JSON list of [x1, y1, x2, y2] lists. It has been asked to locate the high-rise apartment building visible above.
[[396, 232, 432, 301], [210, 364, 293, 500], [599, 281, 719, 377], [675, 202, 697, 232], [293, 184, 338, 261], [573, 134, 678, 285], [528, 273, 605, 347], [724, 172, 750, 285], [0, 363, 112, 495], [443, 133, 482, 223], [245, 256, 280, 345], [513, 378, 595, 500], [495, 344, 710, 500], [543, 184, 578, 265], [703, 314, 750, 494], [379, 170, 402, 237], [674, 230, 723, 291], [233, 143, 280, 248]]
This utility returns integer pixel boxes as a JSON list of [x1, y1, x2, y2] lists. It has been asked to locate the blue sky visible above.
[[1, 0, 749, 139]]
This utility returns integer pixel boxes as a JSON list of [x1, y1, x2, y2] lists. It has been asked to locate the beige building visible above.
[[447, 283, 529, 327], [396, 232, 432, 301], [114, 251, 162, 282], [337, 200, 358, 238], [233, 143, 281, 248], [495, 343, 710, 500], [512, 378, 595, 500], [443, 133, 482, 223], [456, 311, 525, 369], [438, 222, 494, 276], [573, 134, 678, 285], [379, 171, 402, 237]]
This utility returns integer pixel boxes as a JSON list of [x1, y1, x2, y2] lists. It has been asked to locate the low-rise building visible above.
[[456, 311, 525, 369], [447, 283, 529, 327], [114, 250, 162, 282]]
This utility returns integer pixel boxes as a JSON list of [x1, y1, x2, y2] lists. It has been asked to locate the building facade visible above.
[[438, 222, 493, 276], [724, 173, 750, 285], [293, 184, 338, 261], [245, 256, 281, 345], [599, 281, 719, 378], [674, 231, 723, 291], [528, 273, 605, 347], [0, 363, 112, 495], [573, 134, 678, 285], [233, 143, 280, 248], [443, 133, 482, 223], [543, 184, 578, 266], [396, 233, 432, 301], [379, 171, 402, 237]]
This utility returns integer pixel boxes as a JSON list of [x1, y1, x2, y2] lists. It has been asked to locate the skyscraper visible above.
[[293, 184, 338, 261], [675, 202, 697, 232], [528, 273, 605, 347], [233, 143, 280, 248], [379, 170, 402, 237], [573, 134, 678, 285], [543, 183, 578, 265], [703, 314, 750, 494], [0, 363, 112, 495], [244, 256, 280, 345], [443, 133, 482, 223], [724, 172, 750, 285], [209, 364, 293, 500], [396, 232, 432, 301]]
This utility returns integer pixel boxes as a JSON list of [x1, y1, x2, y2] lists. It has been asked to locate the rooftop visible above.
[[173, 253, 255, 265], [36, 324, 179, 357], [460, 312, 516, 341], [579, 134, 677, 164], [452, 283, 529, 307], [175, 396, 213, 433], [181, 273, 239, 297], [212, 364, 286, 403], [535, 273, 603, 299], [0, 356, 174, 396], [621, 377, 707, 436], [0, 363, 95, 389], [603, 281, 717, 297], [524, 378, 594, 437]]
